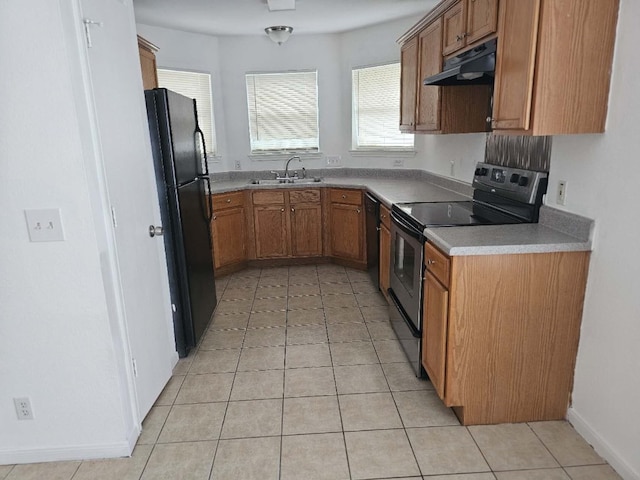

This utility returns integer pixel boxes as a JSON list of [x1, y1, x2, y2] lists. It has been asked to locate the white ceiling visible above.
[[132, 0, 435, 37]]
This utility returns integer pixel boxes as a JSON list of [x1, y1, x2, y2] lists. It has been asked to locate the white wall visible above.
[[0, 0, 131, 461]]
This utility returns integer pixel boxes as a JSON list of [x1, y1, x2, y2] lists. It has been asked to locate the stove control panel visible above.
[[472, 162, 547, 205]]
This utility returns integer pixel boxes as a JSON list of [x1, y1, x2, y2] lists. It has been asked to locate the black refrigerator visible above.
[[145, 88, 217, 358]]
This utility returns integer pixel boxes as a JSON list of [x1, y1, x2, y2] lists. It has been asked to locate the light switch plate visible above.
[[24, 208, 65, 242]]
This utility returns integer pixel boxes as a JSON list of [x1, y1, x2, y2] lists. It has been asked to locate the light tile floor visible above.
[[1, 265, 623, 480]]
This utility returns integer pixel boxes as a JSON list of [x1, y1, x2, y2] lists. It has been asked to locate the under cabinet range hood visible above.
[[424, 38, 496, 86]]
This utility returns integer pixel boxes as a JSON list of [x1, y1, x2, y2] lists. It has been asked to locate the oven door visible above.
[[388, 211, 425, 375]]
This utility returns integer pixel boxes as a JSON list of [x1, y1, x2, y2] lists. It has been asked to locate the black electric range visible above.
[[392, 162, 549, 231]]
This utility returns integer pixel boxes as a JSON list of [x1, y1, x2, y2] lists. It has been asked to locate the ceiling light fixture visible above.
[[265, 26, 293, 45]]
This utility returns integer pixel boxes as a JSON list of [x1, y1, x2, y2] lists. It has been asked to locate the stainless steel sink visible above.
[[248, 177, 323, 185]]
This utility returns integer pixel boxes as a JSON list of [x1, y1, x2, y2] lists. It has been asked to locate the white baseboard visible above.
[[0, 425, 138, 465], [567, 407, 640, 480]]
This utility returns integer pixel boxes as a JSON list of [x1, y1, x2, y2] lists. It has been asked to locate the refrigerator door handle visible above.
[[193, 99, 210, 177], [202, 176, 214, 223]]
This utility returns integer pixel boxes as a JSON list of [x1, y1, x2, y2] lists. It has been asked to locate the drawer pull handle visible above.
[[427, 259, 436, 265]]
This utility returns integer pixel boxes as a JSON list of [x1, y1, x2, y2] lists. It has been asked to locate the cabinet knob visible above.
[[342, 194, 346, 199], [456, 35, 462, 41], [280, 208, 285, 212], [226, 198, 231, 203], [427, 259, 436, 265], [213, 215, 217, 220], [356, 208, 361, 214], [291, 207, 295, 213]]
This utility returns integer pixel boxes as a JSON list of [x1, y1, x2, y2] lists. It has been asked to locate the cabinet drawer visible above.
[[380, 205, 391, 230], [212, 191, 244, 210], [425, 242, 451, 286], [289, 189, 320, 204], [330, 188, 362, 205], [252, 190, 285, 205]]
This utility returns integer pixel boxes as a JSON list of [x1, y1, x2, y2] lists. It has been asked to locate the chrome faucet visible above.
[[284, 155, 301, 179]]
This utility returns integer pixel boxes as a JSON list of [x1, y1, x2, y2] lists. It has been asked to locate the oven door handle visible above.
[[391, 211, 425, 243], [388, 288, 421, 339]]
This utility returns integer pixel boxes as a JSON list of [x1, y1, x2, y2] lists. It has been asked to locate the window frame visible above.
[[351, 61, 415, 153], [245, 69, 320, 157]]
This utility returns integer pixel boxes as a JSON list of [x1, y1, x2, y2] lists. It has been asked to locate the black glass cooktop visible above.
[[393, 201, 525, 229]]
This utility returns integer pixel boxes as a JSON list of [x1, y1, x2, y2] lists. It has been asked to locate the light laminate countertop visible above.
[[208, 174, 593, 256]]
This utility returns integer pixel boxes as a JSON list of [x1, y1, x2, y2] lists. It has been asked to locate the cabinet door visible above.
[[137, 37, 158, 90], [379, 224, 391, 297], [492, 0, 541, 131], [400, 36, 419, 131], [416, 19, 443, 132], [422, 271, 449, 401], [466, 0, 498, 44], [330, 203, 364, 262], [442, 1, 466, 56], [290, 203, 323, 257], [211, 207, 246, 269], [254, 205, 289, 258]]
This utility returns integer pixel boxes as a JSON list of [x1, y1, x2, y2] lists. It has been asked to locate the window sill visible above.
[[249, 152, 324, 162], [349, 149, 417, 158]]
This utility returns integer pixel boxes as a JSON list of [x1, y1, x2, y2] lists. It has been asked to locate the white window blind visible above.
[[157, 69, 217, 155], [352, 63, 414, 150], [246, 71, 319, 153]]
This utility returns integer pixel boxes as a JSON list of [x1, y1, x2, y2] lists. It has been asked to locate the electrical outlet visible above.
[[326, 155, 342, 167], [234, 160, 242, 170], [24, 209, 65, 242], [557, 180, 567, 205], [14, 397, 34, 420], [393, 158, 404, 168]]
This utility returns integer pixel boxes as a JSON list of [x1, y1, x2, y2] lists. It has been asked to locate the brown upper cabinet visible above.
[[137, 35, 158, 90], [400, 0, 619, 136], [400, 1, 493, 134], [399, 36, 419, 131], [443, 0, 498, 55], [492, 0, 619, 135]]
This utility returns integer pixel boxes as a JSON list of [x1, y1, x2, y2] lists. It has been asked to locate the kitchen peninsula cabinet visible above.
[[328, 189, 366, 267], [251, 189, 323, 260], [422, 242, 590, 425], [378, 205, 391, 299], [210, 191, 248, 275], [492, 0, 619, 135]]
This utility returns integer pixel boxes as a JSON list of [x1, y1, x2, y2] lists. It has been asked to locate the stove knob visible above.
[[475, 167, 488, 176], [510, 173, 520, 183], [518, 176, 529, 187]]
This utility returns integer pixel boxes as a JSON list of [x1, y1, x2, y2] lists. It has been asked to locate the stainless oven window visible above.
[[394, 231, 416, 297]]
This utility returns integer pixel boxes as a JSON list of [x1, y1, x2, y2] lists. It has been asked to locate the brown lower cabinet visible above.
[[378, 205, 391, 298], [422, 242, 590, 425], [210, 192, 247, 273], [329, 189, 366, 266], [252, 189, 323, 259]]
